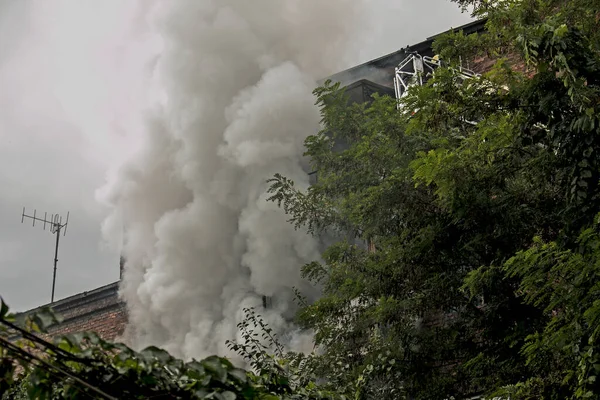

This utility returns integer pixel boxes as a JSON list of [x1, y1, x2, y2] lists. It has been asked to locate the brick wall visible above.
[[470, 51, 530, 76], [23, 282, 127, 342]]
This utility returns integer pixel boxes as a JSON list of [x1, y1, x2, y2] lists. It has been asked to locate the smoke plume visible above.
[[97, 0, 376, 361]]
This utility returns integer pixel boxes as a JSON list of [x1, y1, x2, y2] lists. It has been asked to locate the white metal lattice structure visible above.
[[393, 52, 479, 107]]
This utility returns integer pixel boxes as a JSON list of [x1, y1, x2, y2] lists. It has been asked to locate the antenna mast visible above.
[[21, 207, 70, 303]]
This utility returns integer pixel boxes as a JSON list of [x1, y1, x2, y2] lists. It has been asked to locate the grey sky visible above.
[[0, 0, 471, 312]]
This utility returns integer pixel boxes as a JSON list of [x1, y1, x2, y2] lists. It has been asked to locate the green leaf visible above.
[[202, 356, 228, 383], [229, 368, 248, 384]]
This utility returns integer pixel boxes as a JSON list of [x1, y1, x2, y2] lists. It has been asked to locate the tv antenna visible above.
[[21, 208, 70, 303]]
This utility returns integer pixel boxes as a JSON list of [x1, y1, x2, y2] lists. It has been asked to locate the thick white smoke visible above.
[[97, 0, 471, 362], [97, 0, 373, 360]]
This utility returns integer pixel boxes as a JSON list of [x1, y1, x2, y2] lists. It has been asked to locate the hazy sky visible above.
[[0, 0, 472, 312]]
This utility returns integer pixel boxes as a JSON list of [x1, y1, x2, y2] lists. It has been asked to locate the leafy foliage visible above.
[[0, 300, 337, 399], [268, 0, 600, 398]]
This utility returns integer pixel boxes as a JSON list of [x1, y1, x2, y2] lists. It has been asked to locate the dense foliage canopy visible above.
[[267, 0, 600, 398]]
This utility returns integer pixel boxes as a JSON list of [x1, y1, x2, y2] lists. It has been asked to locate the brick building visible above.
[[19, 18, 500, 343], [23, 281, 127, 342], [16, 257, 127, 342]]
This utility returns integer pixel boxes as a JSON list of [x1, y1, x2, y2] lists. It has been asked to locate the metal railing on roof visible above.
[[393, 52, 479, 106]]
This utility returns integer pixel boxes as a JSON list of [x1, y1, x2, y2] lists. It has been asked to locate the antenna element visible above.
[[21, 207, 70, 303]]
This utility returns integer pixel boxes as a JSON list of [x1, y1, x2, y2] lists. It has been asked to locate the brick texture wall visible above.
[[470, 51, 530, 76], [23, 282, 127, 342]]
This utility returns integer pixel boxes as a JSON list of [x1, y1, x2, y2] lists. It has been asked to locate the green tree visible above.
[[268, 0, 600, 398]]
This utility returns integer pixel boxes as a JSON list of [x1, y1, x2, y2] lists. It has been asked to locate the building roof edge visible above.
[[323, 18, 487, 84], [19, 281, 121, 316]]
